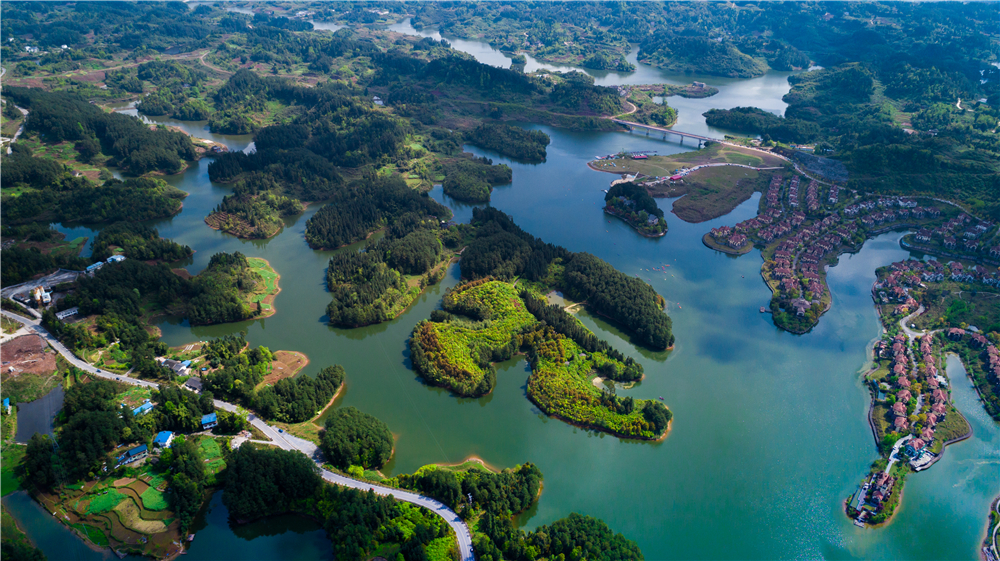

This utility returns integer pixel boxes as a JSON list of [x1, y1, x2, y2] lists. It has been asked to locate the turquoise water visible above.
[[13, 37, 998, 560]]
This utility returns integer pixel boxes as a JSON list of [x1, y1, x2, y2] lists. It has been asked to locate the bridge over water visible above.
[[611, 119, 722, 146]]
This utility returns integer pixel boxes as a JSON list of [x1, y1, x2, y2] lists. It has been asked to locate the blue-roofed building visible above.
[[201, 413, 218, 430], [106, 255, 126, 264], [2, 398, 10, 414], [117, 444, 148, 467], [86, 262, 104, 274], [132, 401, 154, 417], [153, 431, 174, 448], [181, 360, 192, 368]]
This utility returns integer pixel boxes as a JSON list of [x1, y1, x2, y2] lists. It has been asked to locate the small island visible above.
[[604, 181, 667, 237], [410, 278, 671, 440]]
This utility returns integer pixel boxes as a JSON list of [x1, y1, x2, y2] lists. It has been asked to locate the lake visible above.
[[13, 32, 999, 561]]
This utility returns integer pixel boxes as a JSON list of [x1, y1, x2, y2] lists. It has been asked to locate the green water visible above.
[[23, 63, 999, 560]]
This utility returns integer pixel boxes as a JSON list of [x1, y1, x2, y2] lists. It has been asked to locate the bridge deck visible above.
[[611, 119, 721, 142]]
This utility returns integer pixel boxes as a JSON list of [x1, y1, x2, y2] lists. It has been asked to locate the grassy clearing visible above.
[[140, 487, 169, 511], [1, 445, 26, 496], [911, 283, 1000, 332], [667, 167, 763, 223], [1, 316, 22, 334], [71, 522, 110, 547], [247, 257, 280, 313], [87, 489, 127, 514]]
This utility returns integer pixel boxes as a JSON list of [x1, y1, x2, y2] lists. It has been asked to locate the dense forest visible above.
[[465, 123, 550, 162], [319, 406, 394, 471], [461, 208, 674, 350], [305, 175, 450, 249], [222, 445, 456, 559], [90, 222, 193, 262], [442, 156, 513, 203], [703, 107, 820, 144], [2, 87, 196, 174], [2, 149, 187, 224], [326, 215, 446, 327]]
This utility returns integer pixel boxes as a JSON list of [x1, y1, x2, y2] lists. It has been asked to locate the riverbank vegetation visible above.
[[41, 253, 279, 376], [410, 279, 670, 439], [200, 334, 345, 425]]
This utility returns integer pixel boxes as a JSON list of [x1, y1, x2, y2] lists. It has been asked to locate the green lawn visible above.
[[140, 487, 169, 511], [1, 446, 26, 496], [87, 489, 126, 514]]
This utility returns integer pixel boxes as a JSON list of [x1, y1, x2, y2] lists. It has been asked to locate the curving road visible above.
[[0, 309, 475, 560]]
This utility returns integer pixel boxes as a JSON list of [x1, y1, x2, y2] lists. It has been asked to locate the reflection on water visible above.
[[15, 386, 64, 444]]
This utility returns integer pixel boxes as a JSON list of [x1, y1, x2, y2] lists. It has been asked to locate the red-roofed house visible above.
[[920, 427, 934, 440], [893, 416, 909, 431], [932, 389, 947, 402], [926, 413, 938, 426], [931, 403, 946, 415], [947, 327, 965, 341], [896, 390, 911, 402], [970, 333, 988, 348], [898, 377, 911, 388], [892, 402, 907, 416]]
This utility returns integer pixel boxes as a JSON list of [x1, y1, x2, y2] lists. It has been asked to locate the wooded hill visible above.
[[206, 173, 302, 239], [465, 122, 550, 163], [304, 175, 450, 250], [2, 87, 197, 174], [442, 156, 512, 203], [2, 147, 187, 225], [326, 213, 450, 328], [462, 208, 674, 350]]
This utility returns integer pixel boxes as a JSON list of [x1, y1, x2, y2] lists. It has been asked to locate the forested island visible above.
[[465, 122, 550, 163], [604, 182, 668, 237], [206, 174, 303, 239], [410, 278, 671, 439]]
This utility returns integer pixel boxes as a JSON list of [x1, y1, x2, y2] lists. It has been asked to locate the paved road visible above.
[[0, 309, 476, 560]]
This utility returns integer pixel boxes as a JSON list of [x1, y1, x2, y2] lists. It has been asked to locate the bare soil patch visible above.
[[259, 351, 309, 388], [1, 335, 57, 375]]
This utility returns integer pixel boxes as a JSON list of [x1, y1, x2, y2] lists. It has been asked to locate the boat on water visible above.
[[760, 307, 767, 313], [658, 396, 664, 401]]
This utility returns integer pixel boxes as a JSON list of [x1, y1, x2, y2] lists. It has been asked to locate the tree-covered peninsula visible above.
[[442, 156, 513, 203], [461, 208, 674, 350], [326, 214, 452, 328], [411, 278, 671, 439], [465, 122, 551, 163]]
